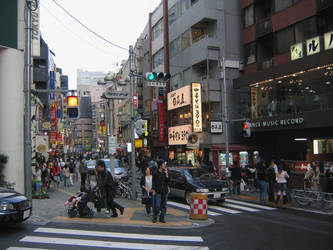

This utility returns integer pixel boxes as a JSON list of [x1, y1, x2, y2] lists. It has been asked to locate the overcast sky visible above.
[[40, 0, 161, 89]]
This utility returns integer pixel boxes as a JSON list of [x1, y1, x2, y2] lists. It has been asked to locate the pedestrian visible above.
[[207, 161, 216, 174], [32, 164, 42, 194], [325, 164, 333, 193], [282, 161, 292, 202], [193, 159, 201, 168], [304, 162, 320, 191], [152, 160, 169, 223], [63, 164, 70, 187], [256, 160, 267, 204], [275, 167, 290, 205], [141, 167, 153, 215], [68, 159, 75, 185], [188, 160, 193, 167], [79, 158, 88, 190], [266, 161, 276, 202], [95, 160, 124, 218], [231, 160, 242, 195]]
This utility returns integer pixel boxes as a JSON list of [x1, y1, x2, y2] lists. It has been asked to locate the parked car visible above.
[[0, 187, 32, 225], [168, 166, 229, 204], [86, 160, 96, 175]]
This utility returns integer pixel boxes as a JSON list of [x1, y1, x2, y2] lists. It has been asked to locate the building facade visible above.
[[234, 0, 333, 168]]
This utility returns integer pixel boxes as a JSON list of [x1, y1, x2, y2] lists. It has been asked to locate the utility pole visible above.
[[222, 57, 230, 170], [24, 0, 32, 199], [129, 45, 137, 200]]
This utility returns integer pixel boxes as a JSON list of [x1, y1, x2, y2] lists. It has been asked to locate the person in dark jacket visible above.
[[266, 161, 276, 202], [152, 160, 169, 223], [95, 160, 124, 218], [256, 160, 268, 204], [231, 161, 242, 195]]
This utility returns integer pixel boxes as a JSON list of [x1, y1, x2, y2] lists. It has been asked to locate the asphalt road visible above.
[[1, 203, 332, 250]]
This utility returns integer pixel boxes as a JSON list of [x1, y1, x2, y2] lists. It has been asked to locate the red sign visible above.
[[134, 94, 138, 108], [50, 108, 57, 121], [57, 133, 63, 144], [158, 98, 165, 142], [50, 131, 57, 143]]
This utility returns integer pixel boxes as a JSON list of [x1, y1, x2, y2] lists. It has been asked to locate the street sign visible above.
[[104, 90, 129, 99], [147, 81, 166, 87]]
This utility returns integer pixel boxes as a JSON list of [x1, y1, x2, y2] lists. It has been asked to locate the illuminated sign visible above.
[[306, 36, 321, 56], [290, 42, 303, 61], [250, 117, 304, 128], [324, 31, 333, 50], [250, 87, 258, 119], [168, 124, 192, 145], [192, 83, 202, 132], [135, 139, 143, 148], [167, 85, 191, 111]]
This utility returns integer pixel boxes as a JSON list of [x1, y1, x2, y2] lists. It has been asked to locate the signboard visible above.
[[290, 42, 303, 61], [50, 108, 57, 121], [135, 139, 143, 148], [144, 120, 149, 136], [324, 31, 333, 50], [306, 36, 321, 56], [250, 117, 304, 128], [168, 124, 192, 145], [147, 82, 166, 87], [31, 0, 40, 56], [49, 131, 57, 143], [50, 71, 55, 100], [210, 121, 223, 134], [158, 98, 165, 142], [104, 90, 129, 99], [186, 133, 200, 149], [42, 122, 51, 130], [192, 83, 202, 132], [36, 135, 49, 153], [134, 94, 138, 108], [167, 85, 191, 111], [250, 87, 258, 119]]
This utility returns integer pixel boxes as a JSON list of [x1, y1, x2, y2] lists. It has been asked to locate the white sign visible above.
[[306, 36, 321, 56], [108, 136, 117, 155], [36, 135, 49, 153], [168, 124, 192, 145], [187, 133, 200, 149], [210, 121, 223, 134], [31, 0, 40, 57], [324, 31, 333, 50], [192, 83, 202, 132], [104, 90, 129, 99], [250, 117, 304, 128], [290, 42, 303, 61], [147, 82, 166, 87], [126, 143, 132, 152], [167, 85, 191, 111]]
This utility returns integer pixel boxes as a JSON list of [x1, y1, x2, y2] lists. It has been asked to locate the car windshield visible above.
[[186, 168, 212, 180]]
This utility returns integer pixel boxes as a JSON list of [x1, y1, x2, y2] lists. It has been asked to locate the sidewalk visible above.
[[28, 178, 214, 229], [229, 190, 333, 215]]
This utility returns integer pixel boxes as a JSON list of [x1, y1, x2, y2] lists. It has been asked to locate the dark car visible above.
[[0, 187, 32, 225], [168, 167, 229, 204]]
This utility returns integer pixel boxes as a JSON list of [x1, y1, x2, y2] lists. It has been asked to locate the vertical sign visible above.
[[192, 83, 202, 132], [306, 36, 321, 56], [31, 0, 40, 56], [251, 87, 258, 119], [144, 120, 149, 136], [324, 31, 333, 50], [158, 97, 165, 142], [50, 71, 55, 100]]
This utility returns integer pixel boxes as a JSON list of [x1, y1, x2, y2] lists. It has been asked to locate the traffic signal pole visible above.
[[222, 57, 230, 170]]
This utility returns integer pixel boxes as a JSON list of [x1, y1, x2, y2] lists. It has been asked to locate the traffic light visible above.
[[242, 121, 251, 137], [67, 96, 79, 119], [145, 72, 171, 82]]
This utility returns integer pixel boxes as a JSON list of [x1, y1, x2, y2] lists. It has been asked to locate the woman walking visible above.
[[275, 167, 290, 205], [141, 167, 153, 215]]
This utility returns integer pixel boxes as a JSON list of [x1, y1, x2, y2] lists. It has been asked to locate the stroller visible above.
[[64, 187, 104, 218]]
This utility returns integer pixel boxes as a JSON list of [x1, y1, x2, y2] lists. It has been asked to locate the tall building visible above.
[[234, 0, 333, 163]]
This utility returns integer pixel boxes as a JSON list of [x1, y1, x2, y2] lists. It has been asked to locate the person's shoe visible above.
[[152, 218, 157, 223], [160, 217, 166, 223], [111, 214, 118, 218], [119, 207, 124, 215]]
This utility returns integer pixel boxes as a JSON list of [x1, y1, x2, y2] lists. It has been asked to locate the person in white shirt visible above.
[[275, 167, 289, 205], [141, 167, 153, 215]]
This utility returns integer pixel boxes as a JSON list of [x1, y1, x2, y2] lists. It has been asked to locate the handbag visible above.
[[141, 192, 152, 205]]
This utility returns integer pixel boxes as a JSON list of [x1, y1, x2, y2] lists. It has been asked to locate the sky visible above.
[[40, 0, 161, 89]]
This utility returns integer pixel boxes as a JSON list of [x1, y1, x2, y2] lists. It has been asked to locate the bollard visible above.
[[189, 193, 208, 220]]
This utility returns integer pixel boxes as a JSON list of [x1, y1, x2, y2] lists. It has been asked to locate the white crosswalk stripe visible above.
[[223, 203, 260, 212], [208, 205, 242, 214], [10, 227, 208, 250], [226, 199, 277, 210]]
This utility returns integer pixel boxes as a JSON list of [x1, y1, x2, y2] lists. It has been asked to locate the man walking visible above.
[[231, 161, 242, 195], [266, 161, 276, 202], [79, 158, 88, 191], [256, 160, 268, 204], [152, 160, 169, 223]]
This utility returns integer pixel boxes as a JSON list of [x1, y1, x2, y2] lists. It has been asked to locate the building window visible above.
[[170, 37, 181, 58], [295, 17, 317, 43], [274, 0, 302, 13], [245, 42, 256, 65], [191, 0, 199, 5], [183, 67, 192, 85], [168, 0, 190, 26], [152, 18, 163, 41], [274, 27, 295, 54], [171, 73, 182, 91], [244, 5, 254, 28], [143, 52, 149, 65], [153, 48, 164, 68], [179, 0, 190, 16], [169, 4, 177, 25], [181, 29, 191, 50]]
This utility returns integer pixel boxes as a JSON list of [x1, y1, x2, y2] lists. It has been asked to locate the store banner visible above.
[[158, 99, 165, 142], [31, 0, 40, 57], [50, 71, 55, 100], [167, 85, 191, 111], [168, 124, 192, 145], [250, 88, 258, 119], [50, 108, 57, 121], [192, 83, 202, 132], [49, 131, 57, 143]]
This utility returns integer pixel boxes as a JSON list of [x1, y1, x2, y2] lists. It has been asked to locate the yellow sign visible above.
[[192, 83, 202, 132], [36, 144, 46, 152], [42, 122, 51, 130], [67, 96, 78, 107], [135, 139, 143, 148], [144, 120, 148, 136], [324, 31, 333, 50], [251, 87, 258, 119], [290, 42, 303, 61], [306, 36, 321, 56]]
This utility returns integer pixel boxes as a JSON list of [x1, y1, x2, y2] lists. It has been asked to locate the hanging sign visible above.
[[167, 85, 191, 111], [192, 83, 202, 132], [168, 124, 192, 145]]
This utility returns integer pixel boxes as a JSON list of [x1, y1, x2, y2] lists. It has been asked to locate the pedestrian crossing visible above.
[[167, 199, 276, 216], [8, 227, 208, 250]]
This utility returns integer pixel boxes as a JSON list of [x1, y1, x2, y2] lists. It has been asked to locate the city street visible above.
[[1, 181, 332, 250]]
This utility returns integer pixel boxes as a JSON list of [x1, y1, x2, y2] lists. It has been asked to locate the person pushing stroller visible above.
[[95, 160, 125, 218]]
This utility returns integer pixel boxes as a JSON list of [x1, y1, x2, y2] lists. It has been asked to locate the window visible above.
[[143, 52, 149, 64], [169, 5, 176, 25], [274, 0, 302, 13], [295, 17, 317, 43], [179, 0, 190, 16], [181, 30, 191, 50], [171, 73, 182, 91], [170, 37, 180, 58], [153, 48, 164, 68], [152, 18, 163, 40], [244, 5, 254, 28], [183, 68, 192, 85], [274, 27, 294, 54], [245, 42, 256, 64], [191, 0, 199, 5]]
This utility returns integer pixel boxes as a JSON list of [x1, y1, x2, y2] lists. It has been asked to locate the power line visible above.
[[51, 0, 128, 52]]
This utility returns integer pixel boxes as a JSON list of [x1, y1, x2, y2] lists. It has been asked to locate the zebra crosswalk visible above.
[[167, 199, 276, 216], [8, 227, 208, 250]]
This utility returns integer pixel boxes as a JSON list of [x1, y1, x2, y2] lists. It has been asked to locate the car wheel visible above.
[[185, 191, 191, 205]]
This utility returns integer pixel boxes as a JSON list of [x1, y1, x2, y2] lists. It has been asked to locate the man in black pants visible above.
[[95, 160, 124, 217], [266, 161, 276, 202], [152, 160, 169, 223]]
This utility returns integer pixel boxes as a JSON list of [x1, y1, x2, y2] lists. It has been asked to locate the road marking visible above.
[[7, 248, 54, 250], [209, 205, 242, 214], [20, 236, 209, 250], [223, 203, 260, 212], [167, 201, 221, 216], [226, 199, 277, 210], [34, 227, 203, 242]]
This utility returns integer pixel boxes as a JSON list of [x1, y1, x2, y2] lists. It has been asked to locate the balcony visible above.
[[256, 18, 272, 38], [317, 0, 333, 11]]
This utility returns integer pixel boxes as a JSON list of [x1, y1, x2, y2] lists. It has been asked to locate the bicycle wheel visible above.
[[294, 190, 310, 206], [323, 193, 333, 210]]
